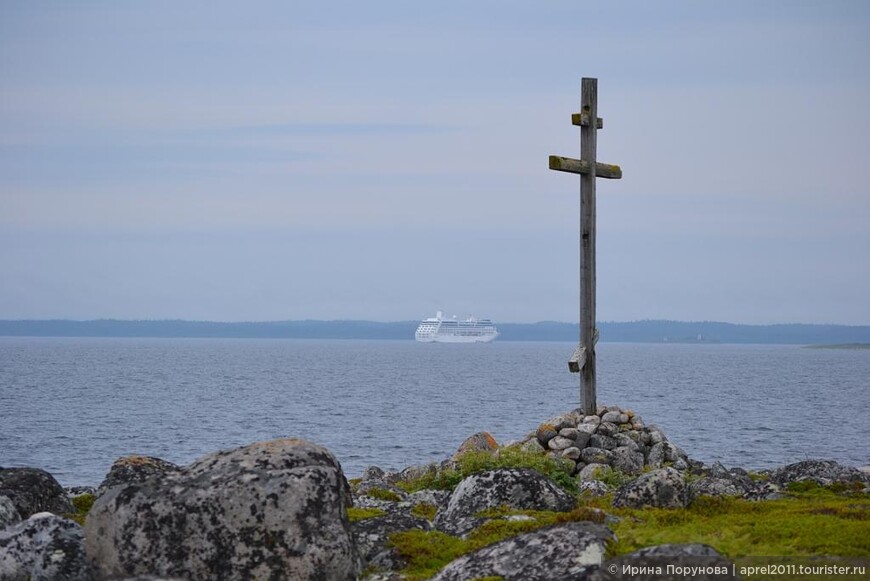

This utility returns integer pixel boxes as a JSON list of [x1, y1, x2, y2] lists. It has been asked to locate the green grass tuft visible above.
[[396, 448, 577, 495], [347, 507, 387, 522], [63, 493, 96, 526], [410, 502, 438, 521]]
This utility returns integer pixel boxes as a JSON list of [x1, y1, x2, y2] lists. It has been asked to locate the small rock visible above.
[[548, 436, 575, 451], [601, 411, 629, 424], [613, 467, 689, 509], [646, 441, 688, 469], [559, 427, 581, 440], [646, 425, 666, 445], [580, 447, 613, 466], [535, 423, 559, 447], [0, 468, 74, 519], [596, 422, 619, 437], [576, 423, 598, 435], [589, 434, 617, 450], [613, 432, 640, 450], [582, 415, 601, 425], [562, 447, 583, 461], [610, 447, 644, 475]]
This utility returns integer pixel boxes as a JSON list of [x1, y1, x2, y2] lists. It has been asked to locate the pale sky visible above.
[[1, 1, 868, 324]]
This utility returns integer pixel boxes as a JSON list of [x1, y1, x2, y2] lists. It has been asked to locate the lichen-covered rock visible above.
[[593, 543, 735, 580], [434, 469, 575, 536], [580, 447, 613, 465], [0, 512, 94, 581], [613, 467, 689, 509], [646, 441, 689, 470], [452, 432, 499, 462], [352, 511, 431, 567], [610, 446, 644, 475], [1, 495, 21, 529], [589, 434, 617, 451], [535, 423, 559, 447], [85, 438, 361, 580], [547, 436, 575, 451], [579, 480, 610, 497], [596, 422, 619, 437], [95, 455, 180, 498], [0, 468, 74, 518], [771, 460, 869, 487], [562, 447, 583, 461], [430, 522, 613, 581], [690, 477, 743, 498]]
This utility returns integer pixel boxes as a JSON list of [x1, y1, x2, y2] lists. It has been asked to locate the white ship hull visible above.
[[415, 311, 499, 343]]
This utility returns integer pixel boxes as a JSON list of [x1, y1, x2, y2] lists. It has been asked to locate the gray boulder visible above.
[[594, 543, 735, 580], [85, 438, 361, 580], [1, 495, 21, 529], [613, 467, 689, 509], [580, 447, 613, 465], [0, 512, 95, 581], [430, 522, 613, 581], [0, 468, 74, 518], [610, 447, 644, 475], [646, 441, 689, 470], [95, 455, 180, 498], [434, 469, 575, 536], [771, 460, 869, 487]]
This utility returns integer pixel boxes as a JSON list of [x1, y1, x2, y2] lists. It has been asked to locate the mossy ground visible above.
[[384, 479, 869, 580], [608, 486, 870, 557]]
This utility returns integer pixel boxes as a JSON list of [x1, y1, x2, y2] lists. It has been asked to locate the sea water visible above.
[[1, 337, 868, 487]]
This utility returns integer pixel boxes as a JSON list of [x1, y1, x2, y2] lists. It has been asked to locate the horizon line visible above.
[[2, 318, 869, 328]]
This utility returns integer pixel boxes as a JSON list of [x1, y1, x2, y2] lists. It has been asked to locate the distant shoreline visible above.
[[2, 319, 870, 345], [805, 343, 870, 350]]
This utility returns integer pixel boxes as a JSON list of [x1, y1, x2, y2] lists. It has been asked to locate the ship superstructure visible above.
[[415, 311, 499, 343]]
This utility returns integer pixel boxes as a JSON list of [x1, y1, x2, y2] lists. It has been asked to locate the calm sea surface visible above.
[[1, 338, 868, 487]]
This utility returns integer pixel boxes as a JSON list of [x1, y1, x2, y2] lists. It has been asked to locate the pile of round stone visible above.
[[520, 405, 689, 477]]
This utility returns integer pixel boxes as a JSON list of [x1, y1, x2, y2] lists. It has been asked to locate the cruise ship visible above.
[[415, 311, 499, 343]]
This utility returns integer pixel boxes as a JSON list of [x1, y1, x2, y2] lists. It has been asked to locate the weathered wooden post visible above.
[[549, 77, 622, 415]]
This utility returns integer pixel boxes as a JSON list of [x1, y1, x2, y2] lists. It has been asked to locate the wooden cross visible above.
[[548, 77, 622, 415]]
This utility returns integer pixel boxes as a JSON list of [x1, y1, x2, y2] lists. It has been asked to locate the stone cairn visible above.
[[517, 405, 689, 481]]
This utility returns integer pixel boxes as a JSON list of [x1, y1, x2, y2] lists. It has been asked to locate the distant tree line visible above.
[[1, 319, 869, 345]]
